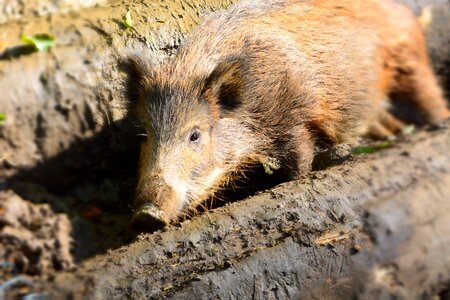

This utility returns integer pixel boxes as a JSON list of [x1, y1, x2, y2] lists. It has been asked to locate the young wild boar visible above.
[[125, 0, 450, 229]]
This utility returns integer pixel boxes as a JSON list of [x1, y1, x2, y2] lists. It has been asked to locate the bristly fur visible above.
[[126, 0, 450, 227]]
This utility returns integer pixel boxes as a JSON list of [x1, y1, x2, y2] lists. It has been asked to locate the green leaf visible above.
[[123, 10, 134, 29], [0, 113, 5, 125], [351, 140, 393, 155], [20, 33, 55, 51], [402, 124, 415, 135]]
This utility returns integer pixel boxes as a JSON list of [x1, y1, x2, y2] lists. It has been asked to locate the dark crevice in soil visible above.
[[4, 118, 141, 261]]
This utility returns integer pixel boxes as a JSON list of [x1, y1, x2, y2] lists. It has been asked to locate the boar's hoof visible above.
[[131, 203, 167, 231]]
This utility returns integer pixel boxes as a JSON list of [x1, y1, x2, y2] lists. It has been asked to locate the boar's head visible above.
[[124, 55, 261, 229]]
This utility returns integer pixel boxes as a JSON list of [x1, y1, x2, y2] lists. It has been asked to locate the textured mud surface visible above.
[[0, 0, 450, 299], [0, 190, 73, 278], [0, 0, 107, 24]]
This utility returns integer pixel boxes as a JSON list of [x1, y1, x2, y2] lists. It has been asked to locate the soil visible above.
[[0, 190, 73, 276], [0, 0, 449, 299]]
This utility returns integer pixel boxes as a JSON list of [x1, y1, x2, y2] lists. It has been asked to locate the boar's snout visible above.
[[131, 202, 167, 231], [131, 177, 182, 230]]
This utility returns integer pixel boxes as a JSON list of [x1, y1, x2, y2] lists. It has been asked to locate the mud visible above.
[[0, 0, 107, 25], [0, 0, 450, 298], [0, 0, 237, 174], [0, 190, 73, 279], [420, 3, 450, 98]]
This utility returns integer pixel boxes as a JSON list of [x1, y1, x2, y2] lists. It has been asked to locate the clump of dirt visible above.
[[0, 190, 74, 280]]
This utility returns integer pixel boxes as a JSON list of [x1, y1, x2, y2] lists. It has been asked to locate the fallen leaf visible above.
[[20, 33, 55, 51], [351, 140, 393, 155]]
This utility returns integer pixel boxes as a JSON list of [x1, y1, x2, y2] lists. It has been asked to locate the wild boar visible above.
[[125, 0, 450, 229]]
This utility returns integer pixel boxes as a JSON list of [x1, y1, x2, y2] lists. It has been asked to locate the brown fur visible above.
[[125, 0, 450, 227]]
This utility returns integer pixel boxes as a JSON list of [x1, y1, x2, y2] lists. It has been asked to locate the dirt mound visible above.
[[0, 190, 73, 280]]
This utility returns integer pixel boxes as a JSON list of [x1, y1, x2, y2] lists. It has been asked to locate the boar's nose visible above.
[[131, 202, 167, 231], [132, 178, 179, 231]]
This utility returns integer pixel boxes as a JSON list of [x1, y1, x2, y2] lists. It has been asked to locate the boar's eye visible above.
[[189, 129, 201, 143]]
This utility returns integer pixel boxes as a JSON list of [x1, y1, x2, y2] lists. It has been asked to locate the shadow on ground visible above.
[[3, 118, 141, 261]]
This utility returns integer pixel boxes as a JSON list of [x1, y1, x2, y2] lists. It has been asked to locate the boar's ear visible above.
[[202, 56, 244, 112], [122, 55, 154, 110]]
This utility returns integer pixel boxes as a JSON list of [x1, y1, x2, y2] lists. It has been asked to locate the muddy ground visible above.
[[0, 0, 450, 299]]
